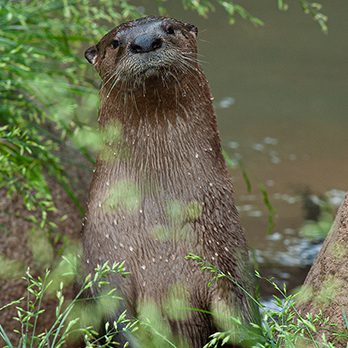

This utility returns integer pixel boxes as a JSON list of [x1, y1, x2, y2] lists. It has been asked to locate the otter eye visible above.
[[165, 25, 175, 35], [111, 39, 119, 49]]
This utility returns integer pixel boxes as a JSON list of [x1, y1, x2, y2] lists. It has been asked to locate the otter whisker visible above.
[[101, 70, 118, 92]]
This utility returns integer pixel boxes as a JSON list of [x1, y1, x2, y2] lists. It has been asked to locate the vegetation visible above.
[[1, 1, 343, 348], [1, 255, 347, 347]]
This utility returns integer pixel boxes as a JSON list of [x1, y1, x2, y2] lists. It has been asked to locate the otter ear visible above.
[[185, 23, 198, 37], [85, 45, 98, 65]]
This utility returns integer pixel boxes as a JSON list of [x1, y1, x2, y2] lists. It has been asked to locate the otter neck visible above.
[[99, 70, 207, 123], [97, 70, 225, 194]]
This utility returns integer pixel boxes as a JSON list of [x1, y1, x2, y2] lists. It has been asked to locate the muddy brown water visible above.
[[138, 0, 348, 299]]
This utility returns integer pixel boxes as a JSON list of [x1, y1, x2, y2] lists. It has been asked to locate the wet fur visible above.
[[82, 16, 257, 347]]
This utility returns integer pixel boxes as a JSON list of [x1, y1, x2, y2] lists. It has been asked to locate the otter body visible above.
[[82, 16, 256, 347]]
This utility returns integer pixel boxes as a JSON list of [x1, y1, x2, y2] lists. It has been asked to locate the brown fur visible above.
[[82, 16, 257, 347]]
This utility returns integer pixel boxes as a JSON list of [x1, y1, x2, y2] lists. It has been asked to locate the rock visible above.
[[298, 193, 348, 347]]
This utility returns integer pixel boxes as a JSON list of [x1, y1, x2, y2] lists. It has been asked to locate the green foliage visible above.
[[260, 185, 276, 235], [155, 0, 328, 31], [0, 0, 140, 223], [299, 194, 335, 241], [1, 254, 347, 347], [182, 0, 264, 26], [0, 259, 131, 348], [299, 212, 333, 241], [279, 0, 328, 33], [186, 255, 347, 347], [181, 0, 327, 30]]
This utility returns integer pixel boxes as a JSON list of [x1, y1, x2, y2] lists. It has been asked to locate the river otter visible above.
[[82, 16, 258, 347]]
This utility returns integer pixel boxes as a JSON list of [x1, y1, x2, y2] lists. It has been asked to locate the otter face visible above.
[[85, 16, 198, 86]]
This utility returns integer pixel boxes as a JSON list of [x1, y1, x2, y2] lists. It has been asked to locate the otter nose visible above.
[[130, 34, 163, 54]]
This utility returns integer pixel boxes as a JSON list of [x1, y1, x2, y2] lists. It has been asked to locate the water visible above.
[[148, 0, 348, 297]]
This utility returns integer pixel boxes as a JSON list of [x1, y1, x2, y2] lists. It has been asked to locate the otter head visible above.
[[85, 16, 198, 89]]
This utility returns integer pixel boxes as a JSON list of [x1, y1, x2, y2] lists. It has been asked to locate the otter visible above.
[[82, 16, 258, 347]]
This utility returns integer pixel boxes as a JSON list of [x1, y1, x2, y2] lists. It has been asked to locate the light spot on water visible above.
[[263, 137, 278, 145], [141, 265, 146, 270], [120, 243, 124, 248], [239, 204, 258, 213], [129, 246, 134, 252], [152, 257, 155, 262], [98, 202, 102, 208], [266, 179, 275, 187], [195, 153, 199, 159], [252, 143, 264, 152], [217, 96, 235, 109], [105, 233, 110, 239], [273, 193, 299, 205], [228, 141, 239, 150], [247, 210, 263, 218], [270, 154, 281, 164], [267, 232, 282, 241], [86, 259, 90, 264], [284, 228, 295, 235], [327, 189, 346, 207]]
